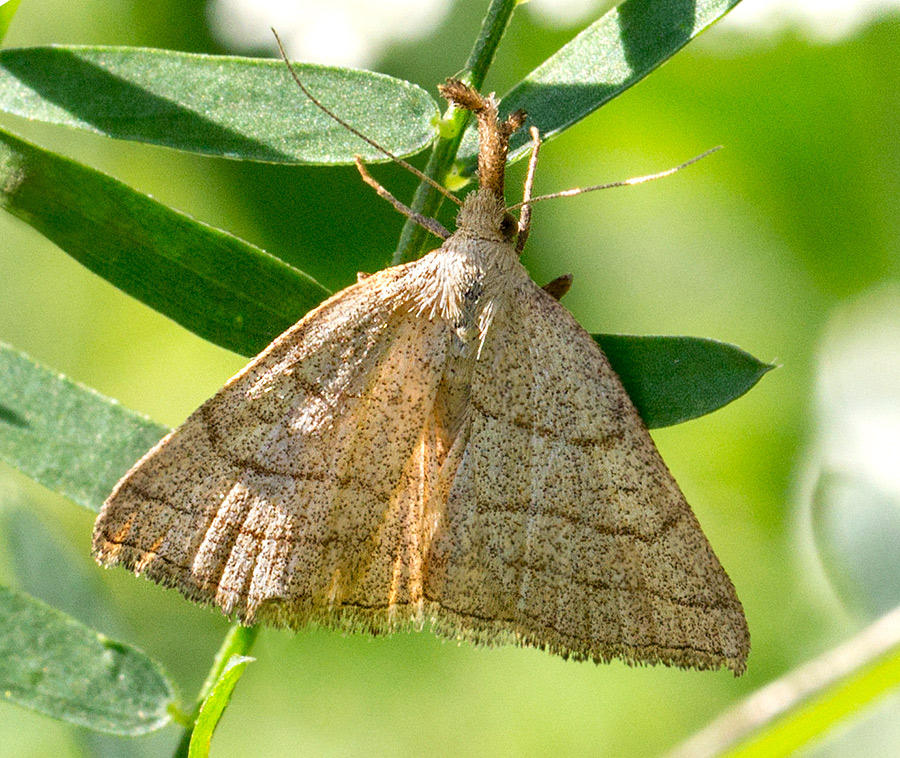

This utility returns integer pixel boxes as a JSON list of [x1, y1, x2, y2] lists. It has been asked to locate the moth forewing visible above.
[[94, 263, 449, 621]]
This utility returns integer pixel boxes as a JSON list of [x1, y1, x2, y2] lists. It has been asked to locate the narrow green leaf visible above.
[[669, 605, 900, 758], [188, 655, 254, 758], [726, 648, 900, 757], [0, 0, 23, 44], [1, 505, 126, 635], [174, 625, 259, 758], [0, 343, 168, 512], [0, 46, 439, 163], [594, 334, 773, 428], [0, 584, 175, 735], [0, 126, 330, 357], [458, 0, 745, 166]]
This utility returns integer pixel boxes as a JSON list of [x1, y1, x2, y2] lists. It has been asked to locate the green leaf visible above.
[[594, 334, 773, 428], [1, 505, 127, 636], [0, 0, 23, 44], [0, 46, 439, 163], [726, 646, 900, 757], [458, 0, 745, 166], [0, 584, 175, 735], [0, 342, 168, 513], [670, 605, 900, 758], [188, 655, 254, 758], [174, 624, 259, 758], [0, 126, 330, 357]]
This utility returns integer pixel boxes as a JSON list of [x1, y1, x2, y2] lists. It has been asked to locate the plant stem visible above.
[[171, 623, 260, 758], [391, 0, 519, 264]]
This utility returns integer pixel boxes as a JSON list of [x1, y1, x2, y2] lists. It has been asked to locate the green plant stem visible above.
[[392, 0, 518, 264], [171, 623, 260, 758]]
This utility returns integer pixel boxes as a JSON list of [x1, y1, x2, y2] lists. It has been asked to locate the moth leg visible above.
[[516, 126, 542, 254], [542, 274, 573, 301]]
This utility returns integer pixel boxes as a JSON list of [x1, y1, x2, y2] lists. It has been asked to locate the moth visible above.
[[93, 76, 750, 675]]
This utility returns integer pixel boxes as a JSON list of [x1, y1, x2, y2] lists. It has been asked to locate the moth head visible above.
[[454, 188, 518, 243], [438, 80, 527, 244], [498, 211, 518, 241]]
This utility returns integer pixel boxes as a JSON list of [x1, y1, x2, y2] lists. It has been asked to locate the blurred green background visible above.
[[2, 0, 900, 756]]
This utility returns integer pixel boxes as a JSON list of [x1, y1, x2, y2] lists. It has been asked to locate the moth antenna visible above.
[[515, 126, 541, 254], [355, 157, 450, 240], [272, 28, 462, 208], [508, 146, 723, 210]]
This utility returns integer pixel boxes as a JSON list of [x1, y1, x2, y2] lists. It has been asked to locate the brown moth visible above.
[[92, 79, 750, 675]]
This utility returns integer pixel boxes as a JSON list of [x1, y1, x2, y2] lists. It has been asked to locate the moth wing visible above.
[[93, 262, 449, 628], [424, 277, 750, 674]]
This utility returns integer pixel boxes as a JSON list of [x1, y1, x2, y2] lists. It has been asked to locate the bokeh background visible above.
[[2, 0, 900, 756]]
